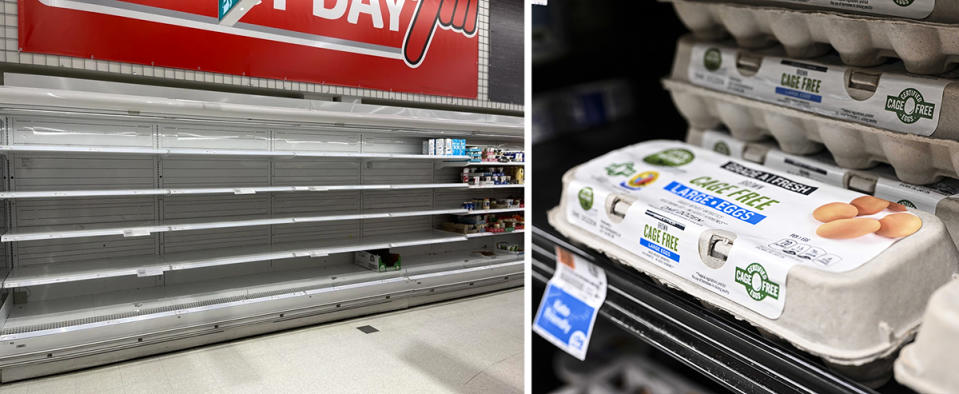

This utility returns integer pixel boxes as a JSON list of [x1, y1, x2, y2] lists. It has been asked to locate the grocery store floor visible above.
[[0, 288, 524, 394]]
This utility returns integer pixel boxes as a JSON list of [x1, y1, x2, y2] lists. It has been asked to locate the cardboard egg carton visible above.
[[895, 279, 959, 394], [549, 141, 959, 386], [664, 0, 959, 74], [665, 0, 959, 23], [688, 128, 959, 249], [665, 78, 959, 184], [665, 36, 959, 184]]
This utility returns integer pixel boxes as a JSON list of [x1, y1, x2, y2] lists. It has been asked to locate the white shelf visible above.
[[1, 231, 469, 289], [457, 208, 525, 215], [0, 82, 524, 137], [0, 144, 470, 161], [2, 229, 526, 288], [468, 184, 525, 189], [2, 208, 469, 242], [465, 229, 525, 238], [0, 183, 471, 199], [0, 252, 524, 341]]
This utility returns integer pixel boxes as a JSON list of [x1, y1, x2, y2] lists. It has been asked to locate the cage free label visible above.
[[565, 141, 912, 318], [766, 0, 935, 19], [533, 247, 607, 361], [688, 44, 949, 137]]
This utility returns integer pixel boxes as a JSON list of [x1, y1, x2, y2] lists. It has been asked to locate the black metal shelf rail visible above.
[[531, 226, 880, 394]]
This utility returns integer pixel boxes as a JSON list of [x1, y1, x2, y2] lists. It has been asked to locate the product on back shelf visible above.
[[665, 36, 959, 184], [496, 241, 523, 253], [505, 151, 525, 163], [442, 138, 453, 156], [354, 250, 402, 272], [423, 139, 436, 156], [442, 213, 523, 235], [467, 146, 483, 162], [894, 279, 959, 394], [670, 35, 959, 144], [688, 128, 959, 249], [665, 0, 959, 22], [462, 167, 524, 186], [664, 0, 959, 74], [548, 140, 959, 386]]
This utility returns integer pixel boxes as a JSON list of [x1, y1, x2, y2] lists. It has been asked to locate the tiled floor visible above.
[[0, 288, 524, 394]]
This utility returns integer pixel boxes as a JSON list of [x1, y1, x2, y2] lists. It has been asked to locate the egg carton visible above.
[[670, 35, 959, 144], [894, 279, 959, 394], [688, 128, 959, 249], [549, 141, 959, 386], [663, 76, 959, 185], [664, 0, 959, 23], [664, 0, 959, 74]]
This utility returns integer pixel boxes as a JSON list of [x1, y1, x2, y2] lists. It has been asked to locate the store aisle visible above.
[[0, 289, 524, 394]]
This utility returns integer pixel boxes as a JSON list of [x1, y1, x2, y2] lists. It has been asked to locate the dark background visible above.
[[489, 0, 526, 105], [530, 1, 721, 392]]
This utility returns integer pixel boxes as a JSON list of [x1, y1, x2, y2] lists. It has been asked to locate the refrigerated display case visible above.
[[0, 73, 525, 382]]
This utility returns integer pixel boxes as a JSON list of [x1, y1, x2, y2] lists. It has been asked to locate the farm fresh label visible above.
[[565, 141, 909, 318]]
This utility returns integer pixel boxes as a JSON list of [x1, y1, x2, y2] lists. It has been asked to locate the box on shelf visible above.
[[440, 213, 524, 235], [422, 138, 468, 157], [441, 222, 486, 234], [463, 167, 525, 186], [354, 250, 402, 272], [664, 0, 959, 74], [423, 139, 436, 155], [549, 140, 958, 386], [467, 146, 483, 162], [669, 35, 959, 143], [688, 128, 959, 250], [461, 197, 524, 211], [664, 0, 959, 22], [664, 35, 959, 184], [496, 241, 523, 254]]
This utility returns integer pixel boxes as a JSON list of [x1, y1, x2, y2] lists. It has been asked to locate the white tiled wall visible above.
[[478, 0, 491, 102], [0, 0, 520, 113]]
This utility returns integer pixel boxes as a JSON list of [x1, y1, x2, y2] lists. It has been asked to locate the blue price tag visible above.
[[533, 247, 607, 360]]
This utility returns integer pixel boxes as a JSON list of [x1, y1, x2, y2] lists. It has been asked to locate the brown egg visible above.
[[876, 213, 922, 238], [887, 202, 908, 212], [812, 202, 859, 223], [850, 196, 890, 215], [816, 218, 881, 239]]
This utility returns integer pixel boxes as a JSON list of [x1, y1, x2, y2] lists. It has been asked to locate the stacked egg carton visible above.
[[662, 1, 959, 391]]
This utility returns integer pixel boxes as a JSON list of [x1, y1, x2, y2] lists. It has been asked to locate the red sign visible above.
[[19, 0, 479, 98]]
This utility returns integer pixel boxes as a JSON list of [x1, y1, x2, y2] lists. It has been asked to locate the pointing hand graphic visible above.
[[403, 0, 478, 67]]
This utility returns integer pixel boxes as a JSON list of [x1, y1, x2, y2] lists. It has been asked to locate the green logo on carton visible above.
[[893, 0, 914, 6], [578, 187, 594, 211], [643, 148, 695, 167], [704, 48, 722, 71], [605, 162, 636, 177], [885, 88, 935, 124], [713, 141, 730, 156], [898, 199, 917, 209], [735, 263, 780, 301]]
